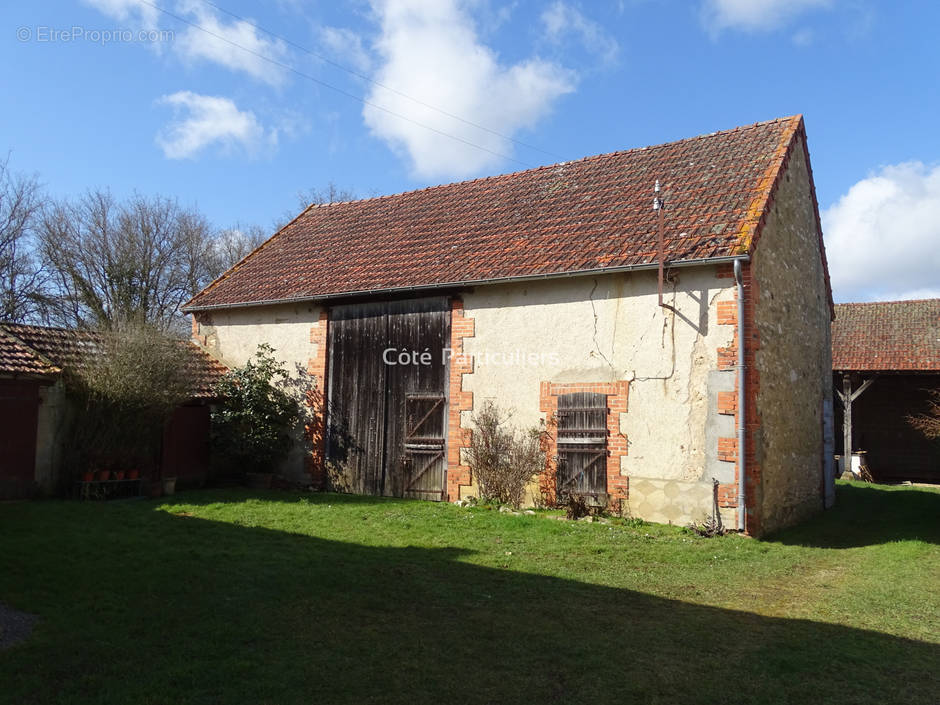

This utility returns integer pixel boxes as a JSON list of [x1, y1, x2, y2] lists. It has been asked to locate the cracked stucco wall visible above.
[[194, 268, 741, 524], [193, 302, 325, 372], [462, 266, 736, 523], [751, 134, 832, 534]]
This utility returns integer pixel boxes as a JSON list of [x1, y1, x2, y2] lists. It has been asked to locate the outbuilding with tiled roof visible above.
[[832, 300, 940, 483], [186, 116, 835, 536], [0, 322, 227, 499]]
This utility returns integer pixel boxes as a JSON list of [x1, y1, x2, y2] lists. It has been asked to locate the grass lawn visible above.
[[0, 480, 937, 704]]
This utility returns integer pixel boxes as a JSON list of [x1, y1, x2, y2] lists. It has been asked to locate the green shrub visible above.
[[211, 344, 303, 475]]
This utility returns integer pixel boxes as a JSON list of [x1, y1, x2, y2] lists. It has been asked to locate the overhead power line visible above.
[[137, 0, 543, 169], [197, 0, 562, 161]]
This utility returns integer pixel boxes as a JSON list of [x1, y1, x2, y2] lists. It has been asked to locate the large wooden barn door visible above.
[[384, 299, 450, 499], [326, 297, 450, 499], [327, 302, 390, 496]]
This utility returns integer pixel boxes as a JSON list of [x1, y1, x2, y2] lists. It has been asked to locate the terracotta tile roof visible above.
[[179, 343, 229, 398], [1, 323, 104, 372], [832, 300, 940, 372], [0, 329, 57, 378], [186, 115, 816, 310], [0, 323, 227, 397], [178, 344, 229, 398]]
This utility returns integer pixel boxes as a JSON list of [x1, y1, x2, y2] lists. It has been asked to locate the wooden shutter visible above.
[[555, 392, 608, 504]]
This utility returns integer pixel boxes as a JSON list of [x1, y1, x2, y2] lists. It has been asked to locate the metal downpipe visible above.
[[733, 258, 747, 532]]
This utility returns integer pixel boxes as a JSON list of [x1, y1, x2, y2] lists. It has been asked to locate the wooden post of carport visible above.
[[835, 372, 876, 477]]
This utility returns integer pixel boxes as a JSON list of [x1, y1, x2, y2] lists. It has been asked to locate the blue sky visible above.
[[2, 0, 938, 302]]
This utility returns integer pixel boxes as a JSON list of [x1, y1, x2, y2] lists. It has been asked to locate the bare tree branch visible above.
[[273, 181, 359, 232], [908, 389, 940, 440], [208, 222, 268, 279], [0, 155, 46, 323], [37, 190, 214, 332]]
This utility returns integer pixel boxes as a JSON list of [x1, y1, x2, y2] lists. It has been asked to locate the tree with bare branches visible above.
[[2, 155, 352, 330], [0, 156, 46, 323], [273, 181, 359, 231], [37, 190, 216, 331], [207, 222, 268, 275]]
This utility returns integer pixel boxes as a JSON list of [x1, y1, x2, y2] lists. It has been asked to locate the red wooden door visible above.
[[0, 380, 39, 499], [162, 405, 211, 488]]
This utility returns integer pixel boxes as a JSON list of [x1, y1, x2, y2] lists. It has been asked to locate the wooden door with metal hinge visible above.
[[400, 393, 446, 500]]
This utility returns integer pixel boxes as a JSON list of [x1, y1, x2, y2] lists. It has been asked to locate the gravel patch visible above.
[[0, 601, 38, 651]]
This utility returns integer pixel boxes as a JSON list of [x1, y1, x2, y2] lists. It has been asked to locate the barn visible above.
[[184, 115, 835, 536], [0, 323, 226, 498], [832, 299, 940, 483]]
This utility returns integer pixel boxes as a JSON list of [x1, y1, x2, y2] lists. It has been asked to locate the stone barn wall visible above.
[[748, 132, 833, 534]]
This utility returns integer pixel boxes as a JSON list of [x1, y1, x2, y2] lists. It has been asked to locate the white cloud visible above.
[[319, 26, 372, 73], [363, 0, 575, 180], [156, 91, 276, 159], [871, 288, 940, 302], [173, 1, 289, 85], [82, 0, 159, 30], [822, 162, 940, 302], [85, 0, 289, 83], [701, 0, 831, 33], [541, 1, 619, 64]]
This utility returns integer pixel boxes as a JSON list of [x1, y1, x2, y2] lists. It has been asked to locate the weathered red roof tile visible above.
[[0, 329, 57, 377], [185, 115, 812, 310], [0, 323, 227, 397], [832, 300, 940, 372]]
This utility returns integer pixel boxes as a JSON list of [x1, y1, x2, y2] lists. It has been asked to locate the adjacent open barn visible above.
[[832, 299, 940, 483], [185, 115, 835, 536]]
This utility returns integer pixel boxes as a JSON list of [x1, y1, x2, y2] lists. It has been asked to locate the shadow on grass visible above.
[[0, 498, 937, 705], [167, 487, 409, 508], [771, 481, 940, 548]]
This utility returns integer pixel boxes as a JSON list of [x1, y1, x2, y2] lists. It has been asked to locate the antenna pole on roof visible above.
[[653, 180, 676, 313]]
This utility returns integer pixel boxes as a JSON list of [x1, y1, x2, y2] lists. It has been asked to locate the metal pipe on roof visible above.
[[654, 180, 678, 313], [733, 257, 747, 533]]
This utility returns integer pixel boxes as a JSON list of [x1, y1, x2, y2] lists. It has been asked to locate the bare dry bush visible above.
[[63, 325, 196, 479], [466, 401, 546, 508], [565, 493, 591, 520]]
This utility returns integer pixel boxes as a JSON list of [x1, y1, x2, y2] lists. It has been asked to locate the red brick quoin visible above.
[[713, 262, 761, 533], [446, 300, 475, 501], [538, 380, 630, 512], [305, 310, 329, 488]]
